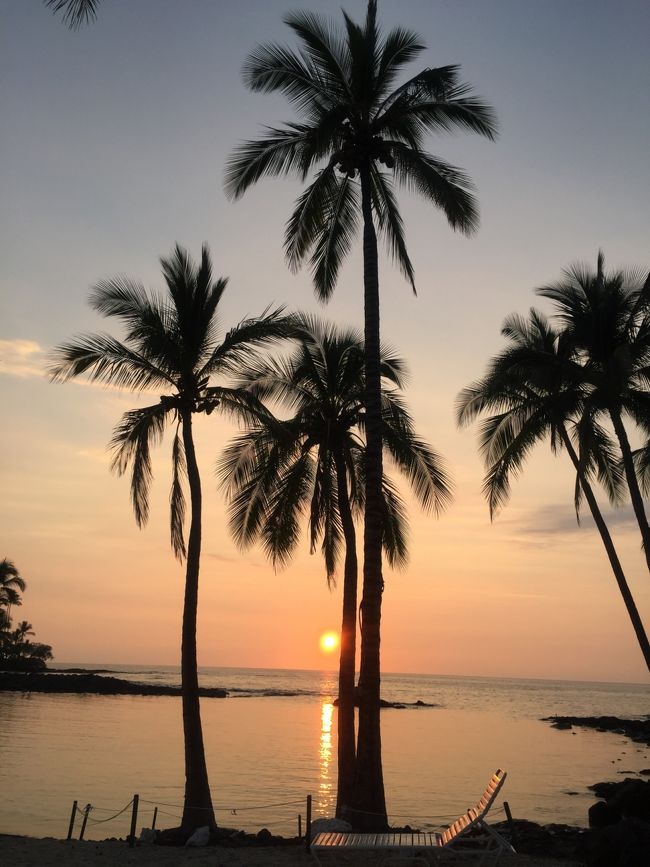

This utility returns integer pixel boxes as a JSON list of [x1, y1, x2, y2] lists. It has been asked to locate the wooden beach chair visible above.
[[310, 769, 514, 867]]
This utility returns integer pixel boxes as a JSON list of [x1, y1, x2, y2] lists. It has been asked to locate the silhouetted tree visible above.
[[226, 0, 496, 826], [458, 309, 650, 673], [537, 253, 650, 572], [51, 244, 293, 838], [218, 317, 450, 818], [0, 565, 55, 672], [0, 558, 26, 613]]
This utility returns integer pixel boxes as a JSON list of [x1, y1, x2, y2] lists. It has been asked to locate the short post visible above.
[[305, 794, 312, 850], [128, 794, 139, 848], [66, 800, 78, 841], [151, 806, 158, 831], [79, 804, 91, 840], [503, 801, 513, 827], [298, 813, 302, 839]]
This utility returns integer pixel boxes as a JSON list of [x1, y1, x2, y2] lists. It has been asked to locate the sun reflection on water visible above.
[[319, 701, 334, 805]]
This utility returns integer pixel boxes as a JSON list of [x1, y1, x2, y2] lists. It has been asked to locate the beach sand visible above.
[[0, 836, 581, 866]]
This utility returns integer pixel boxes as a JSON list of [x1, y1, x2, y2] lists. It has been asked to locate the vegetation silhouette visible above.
[[0, 557, 26, 613], [225, 0, 497, 827], [217, 316, 451, 818], [0, 560, 54, 671], [458, 309, 650, 673], [536, 253, 650, 574], [44, 0, 100, 30], [50, 244, 294, 839]]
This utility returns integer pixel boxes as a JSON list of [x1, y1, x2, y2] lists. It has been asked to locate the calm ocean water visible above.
[[1, 665, 648, 840]]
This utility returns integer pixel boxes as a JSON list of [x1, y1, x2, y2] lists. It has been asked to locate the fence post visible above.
[[128, 794, 139, 848], [66, 800, 78, 841], [79, 804, 91, 840], [298, 813, 302, 839], [151, 806, 158, 831], [305, 794, 312, 850]]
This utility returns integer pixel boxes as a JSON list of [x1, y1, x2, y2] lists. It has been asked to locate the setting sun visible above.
[[319, 631, 339, 654]]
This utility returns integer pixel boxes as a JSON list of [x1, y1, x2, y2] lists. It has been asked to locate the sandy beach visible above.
[[0, 836, 581, 867]]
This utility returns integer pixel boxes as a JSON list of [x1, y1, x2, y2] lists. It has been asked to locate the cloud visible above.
[[0, 339, 46, 378], [205, 552, 265, 569], [501, 501, 639, 544]]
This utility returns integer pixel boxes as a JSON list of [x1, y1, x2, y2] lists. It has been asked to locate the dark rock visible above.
[[588, 777, 650, 820], [542, 716, 650, 747], [0, 672, 228, 698], [332, 696, 439, 709], [589, 800, 621, 828], [494, 819, 586, 860], [582, 818, 650, 867]]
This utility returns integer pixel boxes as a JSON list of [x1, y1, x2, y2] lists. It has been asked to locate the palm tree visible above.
[[217, 317, 451, 819], [537, 253, 650, 573], [225, 0, 496, 827], [0, 558, 26, 614], [44, 0, 101, 29], [51, 244, 292, 838], [457, 309, 650, 673]]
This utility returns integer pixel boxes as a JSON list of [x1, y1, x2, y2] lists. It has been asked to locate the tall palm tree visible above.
[[44, 0, 101, 30], [0, 558, 26, 614], [217, 317, 451, 819], [537, 253, 650, 572], [225, 0, 496, 826], [457, 309, 650, 673], [51, 244, 292, 838]]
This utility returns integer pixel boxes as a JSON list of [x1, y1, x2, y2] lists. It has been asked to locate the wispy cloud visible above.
[[205, 552, 265, 569], [501, 502, 639, 545], [0, 339, 46, 378]]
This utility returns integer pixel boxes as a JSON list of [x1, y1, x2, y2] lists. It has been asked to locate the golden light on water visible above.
[[319, 631, 339, 653], [319, 701, 334, 802]]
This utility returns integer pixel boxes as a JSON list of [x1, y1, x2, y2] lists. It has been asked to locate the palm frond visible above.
[[310, 173, 360, 301], [109, 403, 170, 528], [377, 66, 498, 141], [381, 394, 452, 514], [50, 333, 174, 391], [375, 27, 426, 99], [264, 452, 316, 569], [371, 167, 416, 292], [381, 475, 409, 569], [389, 142, 479, 235], [243, 39, 341, 111], [284, 164, 340, 272], [45, 0, 100, 30], [283, 10, 352, 100], [170, 425, 187, 560], [225, 125, 322, 198], [199, 307, 294, 378]]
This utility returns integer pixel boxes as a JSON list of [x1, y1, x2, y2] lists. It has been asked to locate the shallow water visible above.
[[1, 667, 648, 839]]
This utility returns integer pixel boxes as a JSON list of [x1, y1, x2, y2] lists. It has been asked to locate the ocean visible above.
[[1, 665, 648, 840]]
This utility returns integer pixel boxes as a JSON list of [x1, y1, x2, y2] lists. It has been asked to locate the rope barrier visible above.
[[139, 796, 304, 812], [87, 800, 134, 825]]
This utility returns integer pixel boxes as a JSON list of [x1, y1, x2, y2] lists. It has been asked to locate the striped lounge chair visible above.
[[310, 769, 514, 866]]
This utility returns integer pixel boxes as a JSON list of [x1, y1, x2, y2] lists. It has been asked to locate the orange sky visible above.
[[2, 1, 650, 684]]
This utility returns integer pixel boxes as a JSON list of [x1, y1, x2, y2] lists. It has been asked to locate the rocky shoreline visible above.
[[0, 671, 227, 698], [543, 715, 650, 747]]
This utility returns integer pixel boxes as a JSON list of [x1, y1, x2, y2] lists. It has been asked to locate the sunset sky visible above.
[[2, 0, 649, 683]]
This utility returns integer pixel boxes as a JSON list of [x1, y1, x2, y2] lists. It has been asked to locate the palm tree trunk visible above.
[[180, 410, 216, 834], [561, 428, 650, 672], [334, 451, 358, 821], [609, 408, 650, 573], [354, 161, 387, 831]]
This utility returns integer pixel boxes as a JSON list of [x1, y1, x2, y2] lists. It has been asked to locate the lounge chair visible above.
[[310, 769, 514, 866]]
